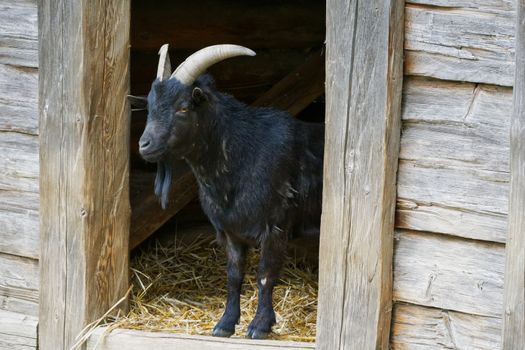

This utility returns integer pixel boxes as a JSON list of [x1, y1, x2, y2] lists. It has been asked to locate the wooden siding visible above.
[[405, 0, 516, 86], [0, 309, 38, 350], [0, 253, 39, 316], [391, 303, 502, 350], [397, 77, 512, 243], [391, 0, 515, 348], [0, 10, 40, 350]]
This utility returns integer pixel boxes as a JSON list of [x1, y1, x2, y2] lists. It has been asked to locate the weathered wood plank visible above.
[[502, 0, 525, 347], [0, 130, 39, 259], [405, 2, 516, 86], [397, 77, 512, 243], [0, 190, 39, 259], [87, 328, 314, 350], [393, 230, 505, 318], [317, 0, 404, 349], [0, 132, 39, 193], [407, 0, 514, 15], [0, 64, 38, 134], [38, 0, 131, 349], [0, 253, 38, 316], [0, 0, 38, 68], [0, 309, 38, 350], [391, 303, 502, 350]]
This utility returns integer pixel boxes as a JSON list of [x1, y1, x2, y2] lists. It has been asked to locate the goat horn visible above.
[[171, 44, 256, 85], [157, 44, 171, 81]]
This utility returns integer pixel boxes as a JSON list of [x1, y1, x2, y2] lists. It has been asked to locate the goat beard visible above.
[[154, 161, 172, 210]]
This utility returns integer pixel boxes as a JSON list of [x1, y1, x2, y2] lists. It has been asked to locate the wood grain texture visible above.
[[38, 0, 131, 349], [502, 0, 525, 347], [317, 0, 404, 349], [0, 131, 39, 258], [0, 309, 38, 350], [397, 77, 512, 243], [393, 230, 505, 318], [0, 0, 38, 68], [87, 328, 314, 350], [391, 303, 502, 350], [405, 1, 516, 86], [0, 253, 38, 316], [0, 64, 38, 134]]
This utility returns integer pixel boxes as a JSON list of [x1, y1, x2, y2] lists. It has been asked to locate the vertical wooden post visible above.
[[38, 1, 131, 349], [316, 0, 404, 349], [503, 1, 525, 348]]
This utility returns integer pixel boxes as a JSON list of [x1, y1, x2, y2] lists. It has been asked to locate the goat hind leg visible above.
[[246, 236, 286, 339]]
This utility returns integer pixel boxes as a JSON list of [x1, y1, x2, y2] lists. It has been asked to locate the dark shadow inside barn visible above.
[[124, 0, 325, 341]]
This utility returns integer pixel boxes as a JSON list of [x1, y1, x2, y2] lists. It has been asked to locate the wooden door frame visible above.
[[38, 1, 131, 349], [502, 1, 525, 348], [38, 0, 405, 349]]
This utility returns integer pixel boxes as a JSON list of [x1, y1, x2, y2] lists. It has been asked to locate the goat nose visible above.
[[139, 137, 151, 150]]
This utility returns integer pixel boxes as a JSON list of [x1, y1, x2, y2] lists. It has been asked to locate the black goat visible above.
[[137, 44, 324, 339]]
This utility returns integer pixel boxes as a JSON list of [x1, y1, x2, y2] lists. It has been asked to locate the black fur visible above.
[[139, 74, 324, 339]]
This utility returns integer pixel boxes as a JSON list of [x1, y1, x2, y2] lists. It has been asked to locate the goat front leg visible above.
[[246, 234, 286, 339], [213, 235, 247, 337]]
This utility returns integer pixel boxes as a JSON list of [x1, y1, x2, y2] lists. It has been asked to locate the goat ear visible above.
[[127, 95, 148, 111], [192, 87, 207, 104]]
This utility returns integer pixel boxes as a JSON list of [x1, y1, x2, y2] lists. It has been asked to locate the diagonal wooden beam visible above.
[[129, 51, 325, 250]]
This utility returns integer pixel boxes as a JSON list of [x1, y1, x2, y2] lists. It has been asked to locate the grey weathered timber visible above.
[[38, 1, 131, 349], [405, 1, 516, 86], [502, 0, 525, 348], [0, 253, 38, 316], [391, 303, 502, 350], [0, 63, 38, 134], [0, 309, 38, 350], [87, 328, 314, 350], [0, 0, 38, 68], [397, 77, 512, 243], [393, 230, 505, 318], [317, 0, 404, 349], [0, 131, 39, 258], [0, 3, 40, 261]]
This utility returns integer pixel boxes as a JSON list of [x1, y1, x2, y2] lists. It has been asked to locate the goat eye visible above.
[[178, 107, 189, 114]]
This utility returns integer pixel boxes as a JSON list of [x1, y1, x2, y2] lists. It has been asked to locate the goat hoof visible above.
[[212, 326, 234, 338], [246, 327, 269, 339]]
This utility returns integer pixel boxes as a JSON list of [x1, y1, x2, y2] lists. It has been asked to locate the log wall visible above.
[[0, 1, 40, 345], [391, 1, 516, 348]]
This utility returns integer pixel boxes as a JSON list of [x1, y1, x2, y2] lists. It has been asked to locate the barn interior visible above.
[[124, 0, 326, 341]]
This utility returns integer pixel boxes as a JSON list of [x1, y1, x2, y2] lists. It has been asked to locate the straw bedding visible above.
[[108, 224, 318, 342]]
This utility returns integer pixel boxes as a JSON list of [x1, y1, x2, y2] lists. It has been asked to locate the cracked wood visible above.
[[317, 0, 404, 349], [38, 0, 131, 349], [502, 0, 525, 347], [397, 77, 512, 243]]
